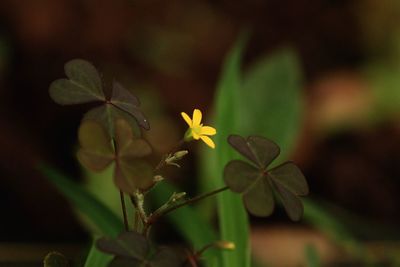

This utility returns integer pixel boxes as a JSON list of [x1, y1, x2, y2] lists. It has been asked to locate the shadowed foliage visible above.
[[224, 135, 308, 221], [49, 59, 149, 136]]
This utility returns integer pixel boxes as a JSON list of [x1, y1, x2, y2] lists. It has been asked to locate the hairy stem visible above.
[[154, 139, 185, 171]]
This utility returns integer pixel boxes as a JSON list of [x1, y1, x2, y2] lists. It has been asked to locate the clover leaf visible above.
[[224, 135, 309, 221], [97, 231, 186, 267], [77, 119, 154, 193], [49, 59, 149, 136]]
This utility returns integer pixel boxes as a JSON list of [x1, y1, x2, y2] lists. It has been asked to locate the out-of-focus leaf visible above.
[[305, 244, 320, 267], [97, 231, 149, 260], [38, 164, 123, 267], [77, 121, 114, 171], [49, 59, 149, 135], [212, 32, 250, 267], [84, 243, 114, 267], [43, 252, 69, 267], [224, 135, 308, 221], [98, 232, 186, 267], [238, 48, 303, 163], [39, 164, 123, 236], [49, 59, 105, 105], [151, 247, 186, 267], [77, 119, 154, 193]]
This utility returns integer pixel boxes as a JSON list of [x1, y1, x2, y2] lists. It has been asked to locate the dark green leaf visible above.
[[43, 252, 69, 267], [242, 178, 274, 217], [97, 231, 148, 260], [49, 59, 105, 105], [38, 164, 124, 237], [111, 82, 150, 130]]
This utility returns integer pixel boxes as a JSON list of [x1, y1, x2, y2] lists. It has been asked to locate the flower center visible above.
[[192, 124, 203, 135]]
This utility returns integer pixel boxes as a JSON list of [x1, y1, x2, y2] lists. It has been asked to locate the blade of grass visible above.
[[38, 163, 123, 267], [212, 32, 251, 267]]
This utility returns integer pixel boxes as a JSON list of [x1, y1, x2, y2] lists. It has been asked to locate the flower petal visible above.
[[181, 112, 192, 127], [200, 135, 215, 149], [192, 109, 202, 126], [192, 130, 201, 140], [200, 126, 216, 136]]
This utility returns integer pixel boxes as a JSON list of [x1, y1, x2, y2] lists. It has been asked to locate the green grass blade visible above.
[[84, 242, 113, 267], [239, 48, 303, 162], [213, 33, 251, 267], [38, 163, 123, 267], [304, 244, 321, 267], [38, 163, 123, 236]]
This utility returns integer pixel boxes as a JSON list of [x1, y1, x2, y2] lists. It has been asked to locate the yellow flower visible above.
[[181, 109, 217, 149]]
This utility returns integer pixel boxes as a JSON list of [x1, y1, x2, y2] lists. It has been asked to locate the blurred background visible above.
[[0, 0, 399, 266]]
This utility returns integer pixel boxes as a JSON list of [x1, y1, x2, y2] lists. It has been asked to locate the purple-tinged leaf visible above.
[[111, 81, 150, 130], [268, 162, 309, 196], [228, 135, 280, 168], [97, 231, 148, 260], [272, 181, 304, 221], [83, 104, 141, 138], [243, 178, 274, 217], [224, 160, 261, 193], [49, 59, 105, 105], [77, 121, 114, 172]]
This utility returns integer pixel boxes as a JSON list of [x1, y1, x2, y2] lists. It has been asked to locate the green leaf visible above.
[[213, 32, 250, 267], [304, 244, 320, 267], [38, 163, 124, 236], [84, 242, 114, 267], [38, 164, 123, 267], [43, 252, 69, 267], [49, 59, 105, 105], [238, 48, 303, 162]]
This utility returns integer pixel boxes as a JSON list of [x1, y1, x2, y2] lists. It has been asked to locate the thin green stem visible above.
[[119, 190, 129, 231], [148, 186, 229, 224]]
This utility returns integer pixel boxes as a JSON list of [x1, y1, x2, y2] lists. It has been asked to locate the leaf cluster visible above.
[[224, 135, 309, 221], [49, 59, 149, 137]]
